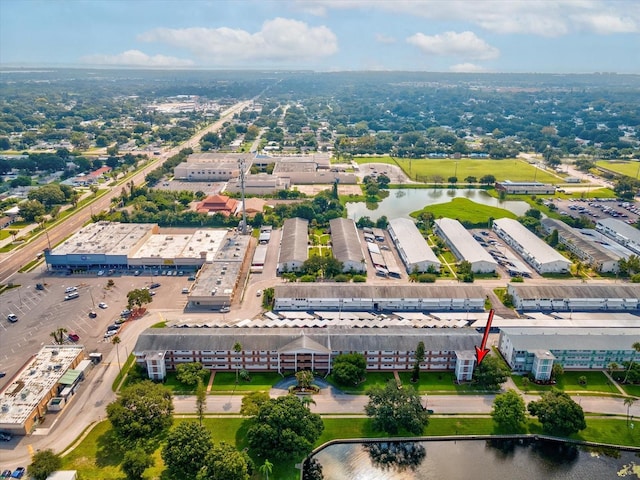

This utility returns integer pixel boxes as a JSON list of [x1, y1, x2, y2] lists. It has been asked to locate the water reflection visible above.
[[309, 439, 636, 480], [346, 188, 531, 221], [364, 441, 426, 472]]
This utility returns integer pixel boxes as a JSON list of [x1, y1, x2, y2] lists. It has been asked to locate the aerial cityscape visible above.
[[1, 1, 640, 480]]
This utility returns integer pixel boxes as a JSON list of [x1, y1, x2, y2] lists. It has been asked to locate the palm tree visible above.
[[112, 335, 121, 372], [50, 327, 68, 345], [233, 342, 242, 384], [624, 397, 636, 426], [299, 395, 316, 410], [258, 459, 273, 480], [623, 342, 640, 384]]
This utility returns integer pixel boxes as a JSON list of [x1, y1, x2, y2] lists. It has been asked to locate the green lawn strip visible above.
[[326, 371, 395, 393], [512, 371, 620, 394], [411, 197, 517, 227], [595, 160, 640, 178], [111, 355, 136, 392], [620, 384, 640, 397], [352, 155, 399, 166], [208, 371, 282, 391], [396, 372, 480, 393]]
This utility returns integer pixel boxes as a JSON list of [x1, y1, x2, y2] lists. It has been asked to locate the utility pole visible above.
[[238, 158, 248, 234]]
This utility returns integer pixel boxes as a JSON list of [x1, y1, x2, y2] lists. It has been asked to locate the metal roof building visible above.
[[596, 218, 640, 255], [541, 218, 621, 273], [329, 218, 366, 272], [388, 218, 441, 273], [434, 218, 498, 273], [492, 218, 571, 273], [274, 283, 485, 311], [507, 283, 640, 311], [277, 217, 309, 273]]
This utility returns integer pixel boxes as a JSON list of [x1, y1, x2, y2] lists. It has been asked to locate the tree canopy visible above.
[[106, 380, 173, 442], [176, 362, 209, 386], [28, 449, 62, 480], [491, 389, 526, 432], [473, 355, 510, 390], [332, 353, 367, 386], [196, 442, 252, 480], [527, 389, 586, 436], [162, 421, 213, 479], [365, 380, 429, 435], [247, 395, 324, 461]]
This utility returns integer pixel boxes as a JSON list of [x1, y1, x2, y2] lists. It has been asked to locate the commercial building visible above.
[[507, 283, 640, 311], [388, 218, 441, 273], [134, 327, 482, 381], [329, 218, 366, 273], [494, 181, 556, 195], [0, 345, 85, 435], [596, 218, 640, 255], [492, 218, 571, 274], [173, 152, 247, 181], [499, 327, 639, 380], [225, 173, 290, 195], [273, 284, 485, 312], [196, 194, 239, 216], [434, 218, 498, 273], [541, 218, 622, 273], [277, 217, 309, 273]]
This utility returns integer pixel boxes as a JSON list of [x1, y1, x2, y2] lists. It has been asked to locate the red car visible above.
[[68, 333, 80, 342]]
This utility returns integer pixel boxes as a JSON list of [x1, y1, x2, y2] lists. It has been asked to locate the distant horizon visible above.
[[1, 1, 638, 74]]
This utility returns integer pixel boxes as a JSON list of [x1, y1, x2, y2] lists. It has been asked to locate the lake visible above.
[[345, 188, 531, 221], [308, 438, 639, 480]]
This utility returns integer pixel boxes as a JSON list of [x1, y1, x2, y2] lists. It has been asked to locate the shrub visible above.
[[334, 274, 349, 282], [417, 273, 436, 283], [300, 275, 316, 282], [352, 275, 367, 282]]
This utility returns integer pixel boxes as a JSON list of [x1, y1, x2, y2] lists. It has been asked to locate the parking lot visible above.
[[554, 198, 639, 225], [0, 267, 198, 387]]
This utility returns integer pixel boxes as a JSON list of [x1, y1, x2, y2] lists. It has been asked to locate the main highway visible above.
[[0, 100, 252, 285]]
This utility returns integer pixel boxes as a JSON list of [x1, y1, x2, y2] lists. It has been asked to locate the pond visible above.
[[308, 438, 639, 480], [345, 188, 531, 221]]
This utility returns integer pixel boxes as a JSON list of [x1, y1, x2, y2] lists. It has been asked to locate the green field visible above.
[[354, 156, 562, 184], [411, 197, 517, 227], [596, 160, 640, 178]]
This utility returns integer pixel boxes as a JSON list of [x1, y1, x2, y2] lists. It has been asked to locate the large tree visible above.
[[126, 288, 153, 311], [527, 389, 586, 436], [411, 341, 425, 382], [491, 389, 526, 432], [121, 447, 154, 480], [28, 449, 62, 480], [176, 362, 208, 386], [162, 421, 212, 479], [365, 380, 430, 435], [247, 395, 324, 461], [106, 380, 173, 442], [196, 442, 252, 480], [473, 355, 510, 390], [332, 353, 366, 386], [240, 391, 270, 417], [19, 199, 46, 222]]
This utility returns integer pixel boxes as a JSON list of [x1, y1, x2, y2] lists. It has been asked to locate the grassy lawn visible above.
[[352, 155, 399, 166], [209, 371, 282, 391], [412, 197, 517, 227], [397, 372, 482, 393], [596, 160, 640, 178], [620, 383, 640, 397], [327, 372, 395, 393], [60, 415, 639, 480], [512, 371, 620, 394]]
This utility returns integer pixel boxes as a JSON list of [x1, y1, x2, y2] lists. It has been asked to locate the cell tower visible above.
[[238, 158, 248, 234]]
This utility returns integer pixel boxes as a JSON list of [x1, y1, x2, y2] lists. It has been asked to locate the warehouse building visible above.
[[329, 218, 366, 273], [499, 327, 639, 380], [596, 218, 640, 255], [173, 152, 247, 181], [507, 284, 640, 311], [495, 181, 555, 194], [492, 218, 571, 274], [277, 217, 309, 274], [134, 327, 482, 381], [541, 218, 622, 273], [434, 218, 498, 273], [388, 218, 441, 273], [273, 284, 485, 312]]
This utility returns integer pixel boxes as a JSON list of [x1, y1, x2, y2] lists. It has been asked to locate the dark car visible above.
[[36, 283, 45, 290], [10, 467, 24, 478], [149, 282, 161, 289], [1, 470, 12, 479], [68, 333, 80, 342], [0, 431, 12, 441], [7, 314, 17, 323], [88, 310, 97, 318]]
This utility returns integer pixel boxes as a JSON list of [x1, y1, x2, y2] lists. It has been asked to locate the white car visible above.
[[104, 330, 117, 338], [97, 270, 105, 276], [98, 302, 108, 309], [65, 286, 78, 294]]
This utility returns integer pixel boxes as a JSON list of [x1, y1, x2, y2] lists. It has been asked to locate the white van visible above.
[[65, 286, 78, 294], [64, 291, 79, 300]]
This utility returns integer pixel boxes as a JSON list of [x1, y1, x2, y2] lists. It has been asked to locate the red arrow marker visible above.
[[475, 309, 495, 365]]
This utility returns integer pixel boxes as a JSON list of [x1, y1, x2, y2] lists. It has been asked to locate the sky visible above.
[[1, 0, 639, 73]]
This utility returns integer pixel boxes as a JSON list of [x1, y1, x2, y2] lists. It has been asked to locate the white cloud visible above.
[[449, 62, 487, 73], [138, 18, 338, 64], [80, 50, 194, 67], [375, 33, 396, 44], [302, 0, 640, 36], [407, 31, 499, 60]]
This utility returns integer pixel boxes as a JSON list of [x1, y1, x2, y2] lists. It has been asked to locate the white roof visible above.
[[597, 218, 640, 243], [388, 218, 440, 266], [434, 218, 498, 266], [493, 218, 571, 267]]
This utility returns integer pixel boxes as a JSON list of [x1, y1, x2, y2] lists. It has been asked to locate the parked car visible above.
[[0, 431, 12, 441], [7, 314, 18, 323], [256, 289, 262, 297], [104, 330, 117, 339], [120, 309, 131, 317], [107, 324, 121, 332], [68, 333, 80, 342], [134, 270, 141, 276], [64, 292, 79, 300], [99, 302, 108, 309], [97, 270, 105, 276], [220, 306, 230, 313], [0, 372, 5, 379], [1, 470, 12, 479], [10, 467, 25, 478], [149, 282, 161, 289], [88, 311, 97, 318], [65, 286, 78, 293], [36, 283, 45, 290]]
